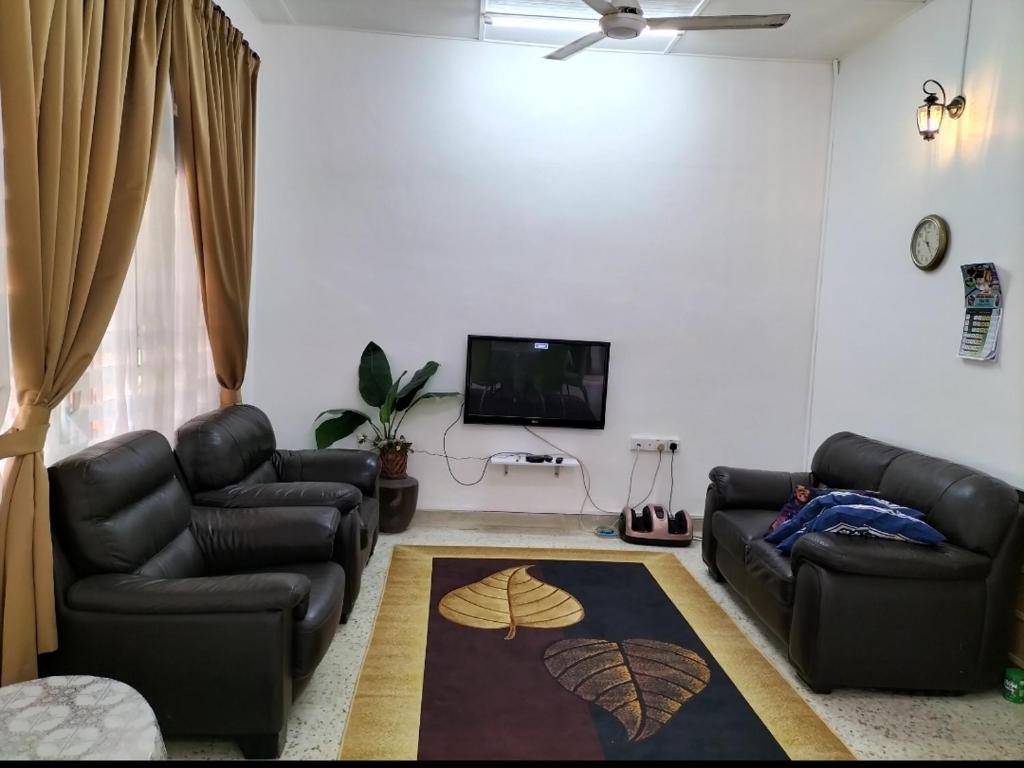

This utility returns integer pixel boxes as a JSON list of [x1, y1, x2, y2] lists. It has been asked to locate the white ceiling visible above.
[[243, 0, 927, 61]]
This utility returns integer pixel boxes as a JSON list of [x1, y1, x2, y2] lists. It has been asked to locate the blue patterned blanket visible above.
[[764, 491, 945, 554]]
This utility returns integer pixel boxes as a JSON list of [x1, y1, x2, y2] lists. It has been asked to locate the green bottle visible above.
[[1004, 667, 1024, 703]]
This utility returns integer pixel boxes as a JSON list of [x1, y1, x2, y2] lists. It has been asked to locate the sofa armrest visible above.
[[708, 467, 812, 511], [67, 573, 311, 618], [190, 505, 339, 573], [194, 481, 361, 512], [274, 449, 381, 498], [791, 533, 991, 581]]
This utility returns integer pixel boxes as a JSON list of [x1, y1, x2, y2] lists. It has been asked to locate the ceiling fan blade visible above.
[[581, 0, 618, 15], [545, 31, 607, 60], [646, 13, 791, 32]]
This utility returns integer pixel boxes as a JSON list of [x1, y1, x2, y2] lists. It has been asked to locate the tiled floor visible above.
[[167, 510, 1024, 760]]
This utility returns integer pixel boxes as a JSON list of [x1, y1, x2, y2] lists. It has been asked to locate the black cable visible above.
[[522, 425, 620, 516], [415, 403, 627, 523], [416, 449, 496, 461], [432, 400, 518, 486], [624, 449, 640, 509], [669, 449, 675, 511], [634, 449, 663, 508]]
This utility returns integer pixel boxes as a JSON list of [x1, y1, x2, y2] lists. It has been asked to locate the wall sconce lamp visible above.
[[917, 80, 966, 141]]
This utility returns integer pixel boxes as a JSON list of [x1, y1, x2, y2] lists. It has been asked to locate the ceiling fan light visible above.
[[599, 13, 646, 40]]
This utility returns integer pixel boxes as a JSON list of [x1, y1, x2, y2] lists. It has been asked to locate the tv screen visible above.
[[464, 335, 610, 429]]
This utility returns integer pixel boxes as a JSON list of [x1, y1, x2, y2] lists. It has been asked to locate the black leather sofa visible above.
[[703, 431, 1024, 694], [41, 431, 345, 758], [174, 404, 380, 620]]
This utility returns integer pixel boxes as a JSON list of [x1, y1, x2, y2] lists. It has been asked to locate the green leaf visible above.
[[314, 407, 369, 422], [395, 361, 440, 412], [315, 410, 371, 448], [358, 342, 392, 407], [379, 371, 406, 429]]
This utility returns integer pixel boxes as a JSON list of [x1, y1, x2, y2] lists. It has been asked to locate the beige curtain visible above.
[[0, 0, 171, 684], [171, 0, 259, 407]]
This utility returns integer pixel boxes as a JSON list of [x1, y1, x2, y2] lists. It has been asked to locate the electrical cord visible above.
[[624, 449, 640, 510], [416, 449, 497, 461], [633, 448, 663, 508], [420, 400, 530, 486], [413, 402, 639, 535], [522, 425, 621, 518], [666, 442, 699, 539], [416, 401, 605, 506], [669, 447, 675, 511]]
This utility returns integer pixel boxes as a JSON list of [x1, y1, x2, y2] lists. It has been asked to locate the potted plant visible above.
[[314, 341, 458, 479]]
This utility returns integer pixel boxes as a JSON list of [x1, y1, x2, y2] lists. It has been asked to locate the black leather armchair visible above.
[[702, 432, 1024, 694], [174, 404, 380, 620], [41, 431, 346, 758]]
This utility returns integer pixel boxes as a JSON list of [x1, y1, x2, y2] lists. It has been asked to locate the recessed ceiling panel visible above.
[[484, 21, 675, 54], [669, 0, 925, 60], [245, 0, 929, 61], [484, 0, 699, 53], [486, 0, 701, 19], [281, 0, 481, 39]]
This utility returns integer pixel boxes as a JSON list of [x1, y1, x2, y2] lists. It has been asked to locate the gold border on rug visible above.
[[338, 545, 853, 760]]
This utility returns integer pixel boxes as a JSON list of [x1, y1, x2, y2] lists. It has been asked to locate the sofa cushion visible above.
[[926, 474, 1019, 558], [176, 405, 278, 493], [711, 510, 778, 563], [811, 432, 904, 492], [49, 431, 194, 576], [877, 451, 975, 514], [135, 529, 206, 579], [708, 467, 813, 511], [745, 540, 795, 605], [791, 533, 992, 580], [876, 446, 1019, 558], [195, 482, 362, 512], [259, 561, 345, 679]]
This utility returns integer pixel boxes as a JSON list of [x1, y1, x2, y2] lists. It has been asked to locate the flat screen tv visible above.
[[464, 335, 610, 429]]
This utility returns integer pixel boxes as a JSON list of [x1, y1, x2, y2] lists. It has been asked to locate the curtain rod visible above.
[[210, 1, 261, 60]]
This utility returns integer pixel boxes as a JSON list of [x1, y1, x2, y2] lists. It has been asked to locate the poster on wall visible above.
[[958, 263, 1002, 361]]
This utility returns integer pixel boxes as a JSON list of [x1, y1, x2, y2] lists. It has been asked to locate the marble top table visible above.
[[0, 675, 165, 760]]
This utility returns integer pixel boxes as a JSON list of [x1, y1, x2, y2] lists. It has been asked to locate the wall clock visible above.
[[911, 214, 949, 271]]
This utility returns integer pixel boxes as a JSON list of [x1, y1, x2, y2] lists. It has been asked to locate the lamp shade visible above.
[[917, 99, 943, 141]]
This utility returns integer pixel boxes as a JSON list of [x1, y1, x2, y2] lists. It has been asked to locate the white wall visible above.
[[217, 0, 267, 56], [249, 28, 833, 514], [808, 0, 1024, 488]]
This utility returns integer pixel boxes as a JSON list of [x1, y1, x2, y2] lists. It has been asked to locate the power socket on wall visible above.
[[630, 435, 680, 453]]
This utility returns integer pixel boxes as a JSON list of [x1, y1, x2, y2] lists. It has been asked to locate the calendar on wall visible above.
[[958, 263, 1002, 361]]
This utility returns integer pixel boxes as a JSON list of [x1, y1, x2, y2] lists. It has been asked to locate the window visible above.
[[38, 82, 218, 462]]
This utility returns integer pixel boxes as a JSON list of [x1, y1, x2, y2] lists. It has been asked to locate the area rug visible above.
[[338, 545, 852, 760]]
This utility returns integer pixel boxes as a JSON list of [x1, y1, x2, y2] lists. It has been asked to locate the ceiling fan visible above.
[[544, 0, 790, 61]]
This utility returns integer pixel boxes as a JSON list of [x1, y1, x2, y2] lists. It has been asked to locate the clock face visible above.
[[911, 215, 948, 270]]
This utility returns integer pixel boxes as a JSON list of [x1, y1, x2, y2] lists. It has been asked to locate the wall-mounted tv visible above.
[[464, 335, 610, 429]]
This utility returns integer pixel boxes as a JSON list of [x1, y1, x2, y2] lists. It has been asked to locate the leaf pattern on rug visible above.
[[543, 638, 711, 741], [438, 565, 584, 639]]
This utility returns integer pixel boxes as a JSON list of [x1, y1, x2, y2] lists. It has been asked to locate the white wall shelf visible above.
[[490, 453, 579, 477]]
